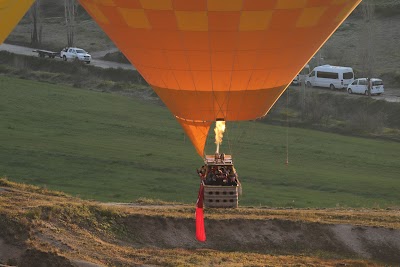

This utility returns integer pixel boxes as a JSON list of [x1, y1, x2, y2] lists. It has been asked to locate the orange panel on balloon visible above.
[[209, 32, 237, 51], [180, 31, 210, 51], [211, 52, 235, 71], [152, 86, 286, 121], [173, 0, 207, 11], [173, 70, 196, 91], [113, 0, 141, 9], [211, 71, 232, 91], [233, 51, 258, 70], [79, 0, 362, 123], [242, 0, 278, 10], [145, 10, 178, 30], [230, 70, 254, 91], [208, 12, 240, 31], [165, 51, 190, 70]]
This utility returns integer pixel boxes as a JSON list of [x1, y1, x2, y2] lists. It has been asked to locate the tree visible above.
[[359, 0, 376, 96], [29, 0, 42, 46], [65, 0, 77, 47]]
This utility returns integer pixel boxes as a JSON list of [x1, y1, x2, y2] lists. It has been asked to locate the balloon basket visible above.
[[202, 182, 239, 208]]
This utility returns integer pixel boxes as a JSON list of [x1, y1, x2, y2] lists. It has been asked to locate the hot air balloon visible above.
[[0, 0, 35, 44], [78, 0, 362, 240], [78, 0, 362, 155]]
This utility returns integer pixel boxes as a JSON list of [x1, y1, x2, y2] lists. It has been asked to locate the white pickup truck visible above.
[[60, 47, 91, 64]]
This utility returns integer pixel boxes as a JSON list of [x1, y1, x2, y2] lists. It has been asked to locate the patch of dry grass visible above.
[[0, 178, 396, 266]]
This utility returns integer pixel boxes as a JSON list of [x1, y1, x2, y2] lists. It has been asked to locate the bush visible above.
[[101, 51, 130, 64], [346, 110, 387, 134], [0, 51, 146, 84], [263, 88, 400, 139]]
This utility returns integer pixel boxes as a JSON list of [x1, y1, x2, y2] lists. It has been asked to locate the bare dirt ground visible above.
[[0, 179, 399, 266]]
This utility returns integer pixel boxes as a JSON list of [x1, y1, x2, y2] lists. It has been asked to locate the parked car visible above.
[[305, 65, 354, 90], [347, 78, 384, 95], [60, 47, 91, 64], [291, 64, 310, 86], [292, 75, 300, 86]]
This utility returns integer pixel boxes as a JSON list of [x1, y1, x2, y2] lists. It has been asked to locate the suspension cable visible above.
[[286, 88, 289, 166]]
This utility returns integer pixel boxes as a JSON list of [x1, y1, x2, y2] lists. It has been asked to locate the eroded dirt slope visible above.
[[0, 179, 399, 266]]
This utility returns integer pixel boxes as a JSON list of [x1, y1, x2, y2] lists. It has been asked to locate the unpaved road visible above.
[[293, 83, 400, 103], [0, 43, 136, 71], [2, 43, 399, 102]]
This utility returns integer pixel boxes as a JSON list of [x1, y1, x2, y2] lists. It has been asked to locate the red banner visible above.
[[195, 183, 206, 242]]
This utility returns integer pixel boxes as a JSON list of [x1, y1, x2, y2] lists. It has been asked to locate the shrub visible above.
[[346, 110, 387, 134], [101, 51, 130, 64]]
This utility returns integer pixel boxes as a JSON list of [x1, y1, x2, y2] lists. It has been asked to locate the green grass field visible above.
[[1, 76, 399, 208]]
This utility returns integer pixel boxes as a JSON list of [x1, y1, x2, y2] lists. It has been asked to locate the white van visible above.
[[305, 65, 354, 90], [347, 78, 384, 95]]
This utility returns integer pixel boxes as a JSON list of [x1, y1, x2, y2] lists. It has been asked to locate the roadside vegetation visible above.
[[269, 88, 400, 141], [1, 74, 400, 208], [0, 51, 153, 100]]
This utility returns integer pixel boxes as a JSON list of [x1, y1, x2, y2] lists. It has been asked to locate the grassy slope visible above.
[[1, 76, 400, 207]]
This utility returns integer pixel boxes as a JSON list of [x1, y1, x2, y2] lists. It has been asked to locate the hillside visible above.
[[2, 3, 400, 266], [323, 6, 400, 86], [1, 179, 399, 266], [1, 76, 400, 208], [6, 1, 400, 87]]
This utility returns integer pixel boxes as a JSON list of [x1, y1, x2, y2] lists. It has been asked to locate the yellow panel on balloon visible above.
[[0, 0, 34, 44]]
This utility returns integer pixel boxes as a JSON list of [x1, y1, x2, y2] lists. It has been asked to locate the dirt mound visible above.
[[19, 249, 74, 267], [116, 215, 400, 264]]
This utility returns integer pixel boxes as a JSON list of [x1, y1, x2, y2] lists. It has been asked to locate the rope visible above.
[[226, 122, 233, 156], [231, 119, 257, 158], [285, 87, 289, 166]]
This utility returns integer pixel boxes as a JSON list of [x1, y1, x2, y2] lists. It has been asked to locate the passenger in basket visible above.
[[228, 172, 237, 186], [197, 166, 206, 180]]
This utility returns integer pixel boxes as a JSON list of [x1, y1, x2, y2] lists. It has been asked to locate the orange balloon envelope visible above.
[[0, 0, 35, 44], [79, 0, 362, 156]]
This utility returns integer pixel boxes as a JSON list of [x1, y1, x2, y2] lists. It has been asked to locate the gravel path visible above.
[[0, 43, 135, 71]]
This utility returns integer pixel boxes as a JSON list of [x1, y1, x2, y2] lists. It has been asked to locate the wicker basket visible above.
[[203, 183, 238, 208]]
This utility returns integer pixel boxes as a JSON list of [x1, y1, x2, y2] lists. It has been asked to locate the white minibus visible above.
[[305, 65, 354, 90]]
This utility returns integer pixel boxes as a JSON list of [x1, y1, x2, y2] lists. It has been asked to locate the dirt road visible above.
[[2, 43, 399, 103], [293, 84, 400, 103], [0, 43, 136, 71]]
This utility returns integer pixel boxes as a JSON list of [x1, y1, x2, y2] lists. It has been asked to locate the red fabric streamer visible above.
[[195, 183, 206, 242]]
